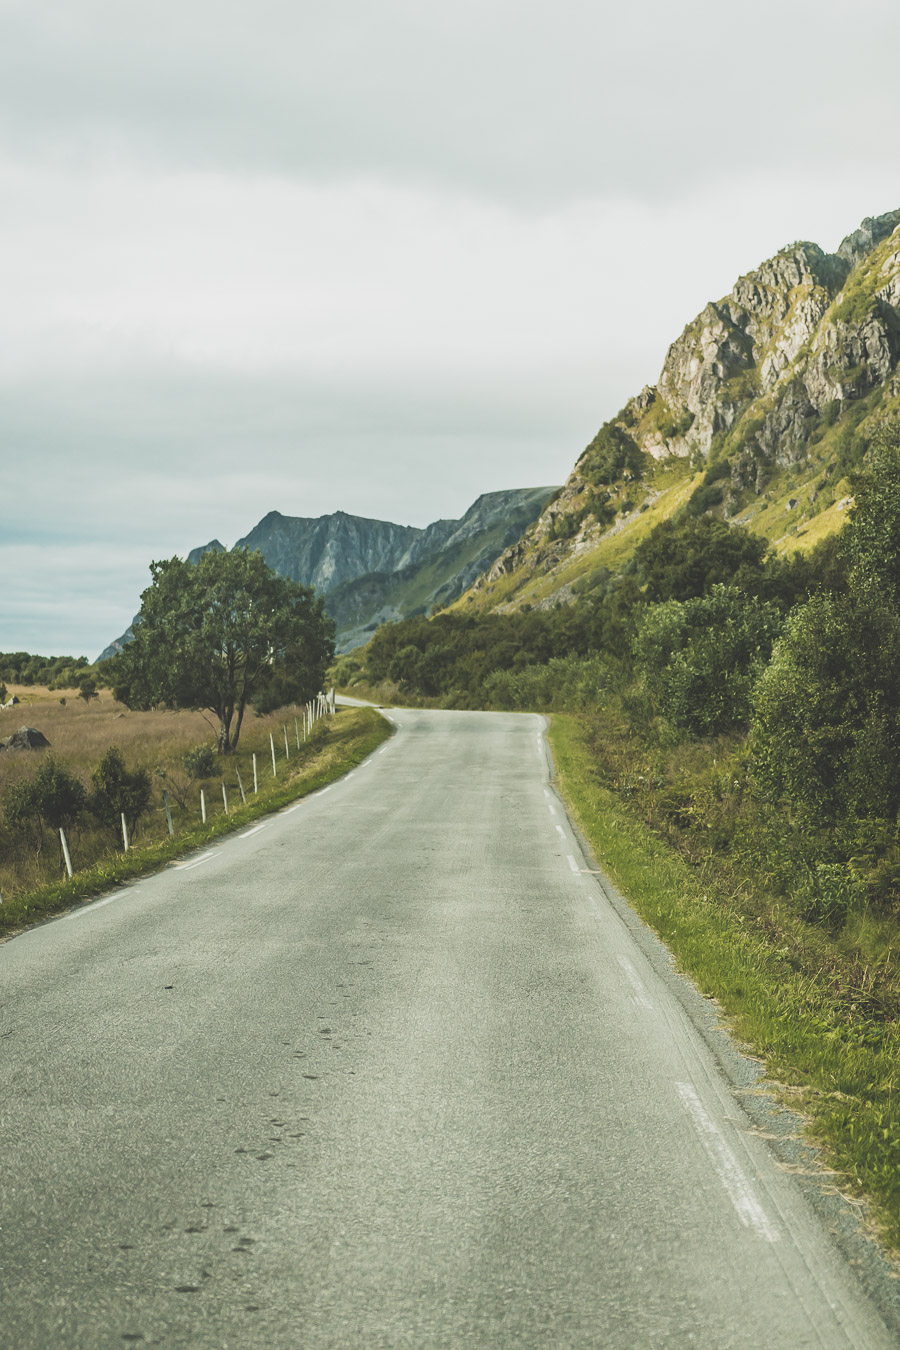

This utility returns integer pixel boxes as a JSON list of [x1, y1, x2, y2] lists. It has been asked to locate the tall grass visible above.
[[0, 686, 389, 930]]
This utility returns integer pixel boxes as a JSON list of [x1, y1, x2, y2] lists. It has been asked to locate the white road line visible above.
[[283, 802, 303, 814], [176, 852, 216, 872], [543, 789, 550, 798], [379, 747, 388, 754], [548, 804, 557, 816], [567, 855, 580, 873], [240, 823, 269, 837], [675, 1082, 780, 1243], [617, 954, 653, 1011], [555, 824, 566, 836], [65, 890, 136, 921]]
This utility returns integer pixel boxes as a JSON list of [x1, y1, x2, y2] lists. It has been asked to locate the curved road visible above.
[[1, 709, 897, 1348]]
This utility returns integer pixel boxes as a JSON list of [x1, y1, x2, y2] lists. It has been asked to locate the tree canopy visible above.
[[108, 548, 335, 753], [633, 515, 769, 603]]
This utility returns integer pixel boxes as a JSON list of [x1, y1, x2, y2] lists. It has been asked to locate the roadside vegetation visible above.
[[0, 688, 389, 938], [0, 547, 387, 937], [340, 415, 900, 1249]]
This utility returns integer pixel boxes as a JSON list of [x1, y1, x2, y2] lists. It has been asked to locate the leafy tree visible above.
[[750, 419, 900, 824], [5, 756, 86, 854], [579, 423, 643, 485], [843, 418, 900, 597], [634, 516, 769, 602], [88, 746, 152, 843], [635, 585, 782, 736], [751, 590, 900, 825], [108, 548, 335, 753], [77, 675, 99, 705]]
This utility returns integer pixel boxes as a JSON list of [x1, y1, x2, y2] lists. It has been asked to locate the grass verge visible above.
[[547, 711, 900, 1254], [0, 706, 390, 940]]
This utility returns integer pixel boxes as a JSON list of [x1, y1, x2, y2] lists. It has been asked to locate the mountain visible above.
[[461, 209, 900, 614], [97, 489, 557, 661], [324, 489, 557, 650], [234, 511, 422, 593]]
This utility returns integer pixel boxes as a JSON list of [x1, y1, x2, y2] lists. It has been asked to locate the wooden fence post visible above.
[[59, 828, 74, 879], [163, 790, 174, 837]]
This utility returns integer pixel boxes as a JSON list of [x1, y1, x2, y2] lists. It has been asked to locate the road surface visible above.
[[1, 708, 897, 1348]]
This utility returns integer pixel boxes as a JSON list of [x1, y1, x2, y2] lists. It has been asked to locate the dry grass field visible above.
[[0, 682, 377, 905]]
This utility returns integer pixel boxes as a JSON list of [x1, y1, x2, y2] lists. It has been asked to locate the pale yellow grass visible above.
[[0, 683, 327, 894]]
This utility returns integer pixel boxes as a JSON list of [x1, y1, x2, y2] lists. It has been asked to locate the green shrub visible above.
[[3, 755, 87, 854], [183, 745, 218, 779], [88, 746, 152, 843], [634, 516, 768, 602], [635, 585, 783, 736], [579, 422, 643, 485], [751, 590, 900, 825], [483, 653, 613, 711]]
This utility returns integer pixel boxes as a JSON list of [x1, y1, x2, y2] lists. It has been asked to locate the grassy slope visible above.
[[548, 712, 900, 1253], [0, 706, 390, 939]]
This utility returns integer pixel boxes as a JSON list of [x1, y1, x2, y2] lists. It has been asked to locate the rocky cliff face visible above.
[[628, 209, 900, 473], [235, 512, 422, 592], [471, 209, 900, 609]]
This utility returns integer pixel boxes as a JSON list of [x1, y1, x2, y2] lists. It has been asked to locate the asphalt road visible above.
[[1, 708, 898, 1348]]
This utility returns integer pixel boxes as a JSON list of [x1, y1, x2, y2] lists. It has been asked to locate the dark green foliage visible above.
[[684, 481, 724, 516], [4, 756, 86, 853], [634, 586, 783, 736], [844, 419, 900, 598], [88, 746, 152, 842], [750, 417, 900, 828], [579, 422, 643, 485], [109, 548, 335, 753], [367, 609, 593, 703], [634, 516, 769, 602], [183, 745, 218, 779], [832, 391, 886, 479], [483, 653, 615, 711], [77, 675, 99, 705], [751, 589, 900, 825], [0, 652, 91, 689]]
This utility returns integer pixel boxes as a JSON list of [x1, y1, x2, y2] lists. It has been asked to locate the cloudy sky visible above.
[[2, 0, 898, 658]]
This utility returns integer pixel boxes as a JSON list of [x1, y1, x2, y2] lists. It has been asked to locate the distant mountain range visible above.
[[98, 487, 557, 660]]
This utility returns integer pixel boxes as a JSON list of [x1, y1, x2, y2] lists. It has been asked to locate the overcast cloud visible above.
[[1, 0, 898, 656]]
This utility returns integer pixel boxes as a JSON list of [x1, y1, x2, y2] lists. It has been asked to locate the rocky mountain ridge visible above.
[[98, 487, 557, 660], [466, 208, 900, 612]]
